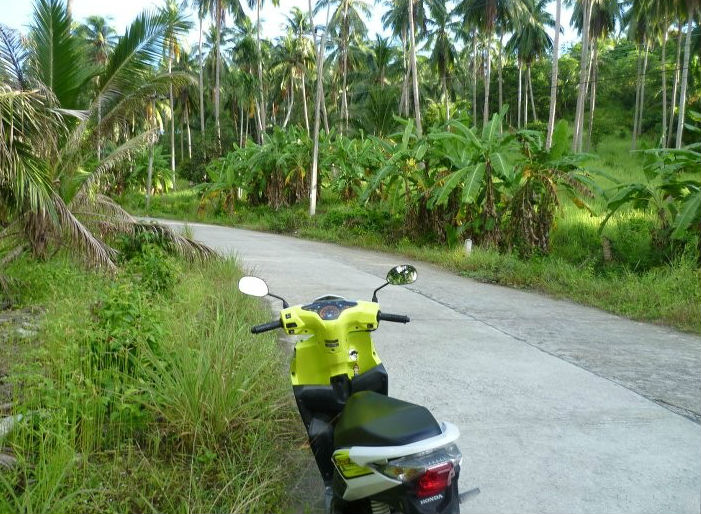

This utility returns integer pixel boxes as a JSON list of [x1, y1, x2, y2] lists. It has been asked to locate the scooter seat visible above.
[[334, 391, 441, 448]]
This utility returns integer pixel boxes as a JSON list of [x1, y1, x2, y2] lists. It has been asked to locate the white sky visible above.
[[1, 0, 579, 54]]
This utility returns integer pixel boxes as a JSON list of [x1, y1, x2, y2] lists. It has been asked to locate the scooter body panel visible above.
[[285, 301, 383, 386]]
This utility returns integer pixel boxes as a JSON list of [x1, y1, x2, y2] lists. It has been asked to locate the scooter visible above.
[[239, 265, 465, 514]]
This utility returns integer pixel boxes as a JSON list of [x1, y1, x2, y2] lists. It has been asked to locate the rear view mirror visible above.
[[386, 265, 417, 286], [238, 276, 269, 297]]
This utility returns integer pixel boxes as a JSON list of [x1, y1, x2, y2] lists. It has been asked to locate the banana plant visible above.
[[429, 110, 516, 245], [600, 118, 701, 247], [322, 134, 384, 200], [361, 118, 430, 212], [508, 120, 599, 254]]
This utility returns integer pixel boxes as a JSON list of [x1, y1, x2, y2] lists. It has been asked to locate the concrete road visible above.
[[158, 220, 701, 514]]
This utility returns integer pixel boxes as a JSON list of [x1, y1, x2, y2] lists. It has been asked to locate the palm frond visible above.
[[133, 222, 216, 261], [29, 0, 91, 108], [52, 193, 118, 270], [71, 192, 215, 262], [0, 25, 28, 89], [70, 129, 159, 200]]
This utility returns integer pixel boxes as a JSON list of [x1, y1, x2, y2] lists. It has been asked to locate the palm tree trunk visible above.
[[146, 141, 154, 211], [572, 0, 591, 152], [283, 76, 294, 127], [632, 45, 642, 150], [256, 0, 265, 142], [198, 16, 206, 158], [185, 102, 192, 159], [675, 12, 693, 149], [660, 24, 668, 146], [408, 0, 422, 136], [528, 64, 537, 122], [239, 104, 244, 146], [180, 118, 184, 162], [498, 31, 504, 116], [169, 47, 176, 187], [523, 65, 529, 126], [471, 32, 477, 126], [254, 100, 262, 141], [97, 90, 102, 161], [301, 72, 310, 135], [546, 0, 561, 150], [307, 0, 330, 134], [517, 62, 522, 128], [245, 106, 250, 142], [399, 30, 409, 116], [667, 22, 683, 147], [483, 34, 491, 126], [215, 1, 222, 152], [637, 41, 650, 143], [310, 1, 330, 216], [341, 0, 350, 134], [587, 43, 598, 150], [442, 70, 449, 122]]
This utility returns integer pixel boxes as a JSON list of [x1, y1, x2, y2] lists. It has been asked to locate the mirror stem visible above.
[[371, 282, 389, 303], [268, 293, 290, 308]]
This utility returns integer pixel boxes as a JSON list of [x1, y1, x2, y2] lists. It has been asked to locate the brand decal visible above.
[[419, 493, 444, 505]]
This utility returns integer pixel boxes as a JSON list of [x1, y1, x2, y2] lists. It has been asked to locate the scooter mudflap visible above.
[[458, 487, 480, 504]]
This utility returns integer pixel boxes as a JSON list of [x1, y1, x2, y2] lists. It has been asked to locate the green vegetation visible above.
[[1, 0, 700, 507], [118, 127, 701, 334], [0, 235, 297, 513]]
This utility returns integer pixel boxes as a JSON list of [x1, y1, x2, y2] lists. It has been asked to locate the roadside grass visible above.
[[0, 247, 299, 513]]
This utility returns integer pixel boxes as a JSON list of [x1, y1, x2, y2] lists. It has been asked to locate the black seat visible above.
[[334, 391, 441, 448]]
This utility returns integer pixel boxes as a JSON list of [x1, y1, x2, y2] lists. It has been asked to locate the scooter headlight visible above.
[[372, 443, 462, 483]]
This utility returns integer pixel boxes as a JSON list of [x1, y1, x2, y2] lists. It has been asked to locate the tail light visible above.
[[372, 443, 461, 497], [416, 461, 455, 498]]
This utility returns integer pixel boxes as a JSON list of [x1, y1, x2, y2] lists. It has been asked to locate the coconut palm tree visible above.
[[159, 0, 191, 185], [249, 0, 280, 141], [231, 16, 259, 140], [546, 0, 562, 149], [75, 16, 118, 161], [382, 0, 428, 118], [675, 0, 699, 148], [283, 7, 314, 133], [507, 0, 554, 127], [174, 49, 198, 160], [624, 0, 653, 150], [568, 0, 591, 152], [457, 0, 527, 126], [368, 35, 396, 88], [424, 0, 458, 122], [317, 0, 371, 134], [571, 0, 620, 148], [1, 1, 209, 269], [200, 0, 245, 152]]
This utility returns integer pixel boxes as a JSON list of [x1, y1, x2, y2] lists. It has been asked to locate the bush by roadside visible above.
[[0, 238, 299, 513]]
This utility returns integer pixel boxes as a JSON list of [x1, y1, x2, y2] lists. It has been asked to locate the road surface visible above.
[[157, 219, 701, 514]]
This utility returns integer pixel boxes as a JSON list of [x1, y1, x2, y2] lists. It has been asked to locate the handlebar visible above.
[[251, 319, 283, 334], [377, 311, 410, 324], [250, 311, 410, 334]]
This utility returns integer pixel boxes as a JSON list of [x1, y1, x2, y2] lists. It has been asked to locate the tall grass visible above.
[[0, 251, 298, 513]]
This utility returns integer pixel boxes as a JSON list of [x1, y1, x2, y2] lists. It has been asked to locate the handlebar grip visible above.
[[251, 319, 283, 334], [377, 311, 410, 324]]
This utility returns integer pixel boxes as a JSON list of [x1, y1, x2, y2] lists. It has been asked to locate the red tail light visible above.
[[416, 462, 454, 498]]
